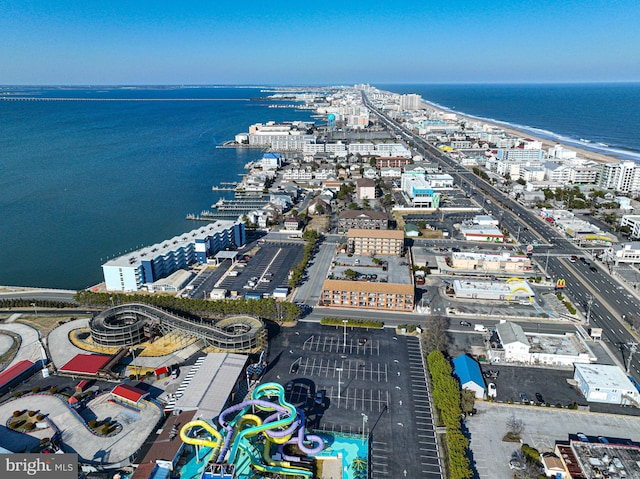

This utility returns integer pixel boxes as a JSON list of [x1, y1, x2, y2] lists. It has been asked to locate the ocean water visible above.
[[380, 83, 640, 161], [0, 87, 314, 289], [2, 84, 639, 289]]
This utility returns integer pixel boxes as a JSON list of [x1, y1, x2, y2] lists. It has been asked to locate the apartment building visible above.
[[320, 281, 414, 311], [347, 229, 404, 256], [338, 210, 388, 233]]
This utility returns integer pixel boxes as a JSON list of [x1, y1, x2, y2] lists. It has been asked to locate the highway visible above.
[[363, 92, 640, 381]]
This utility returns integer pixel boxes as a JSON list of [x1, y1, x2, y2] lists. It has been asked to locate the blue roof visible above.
[[452, 354, 485, 389]]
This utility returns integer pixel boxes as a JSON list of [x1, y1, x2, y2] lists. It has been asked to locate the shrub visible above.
[[11, 392, 22, 398], [40, 438, 50, 446], [101, 425, 111, 435], [31, 387, 40, 393], [25, 422, 36, 431], [521, 444, 540, 462], [49, 387, 57, 394], [88, 420, 97, 428], [555, 403, 563, 408], [12, 410, 22, 417], [36, 414, 45, 421], [27, 410, 36, 417]]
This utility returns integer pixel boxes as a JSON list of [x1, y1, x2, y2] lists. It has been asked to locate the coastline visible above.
[[419, 98, 620, 165]]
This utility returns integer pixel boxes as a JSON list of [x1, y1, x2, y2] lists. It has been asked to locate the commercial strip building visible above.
[[450, 251, 533, 273], [573, 363, 640, 405], [102, 221, 245, 291], [488, 321, 596, 366], [556, 439, 640, 479], [452, 278, 534, 302], [347, 228, 405, 256], [603, 241, 640, 266], [458, 224, 504, 242]]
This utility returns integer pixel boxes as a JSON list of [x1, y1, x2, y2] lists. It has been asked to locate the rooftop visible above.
[[347, 228, 403, 239], [174, 353, 247, 420], [496, 321, 529, 346], [339, 209, 388, 220], [574, 363, 636, 391], [59, 354, 112, 375], [103, 220, 239, 269]]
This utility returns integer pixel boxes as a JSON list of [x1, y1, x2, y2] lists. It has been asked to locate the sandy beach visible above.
[[422, 101, 620, 165]]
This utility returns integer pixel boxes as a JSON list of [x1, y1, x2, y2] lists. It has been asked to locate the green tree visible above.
[[343, 268, 358, 280]]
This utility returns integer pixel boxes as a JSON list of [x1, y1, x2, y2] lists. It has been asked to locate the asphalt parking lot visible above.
[[218, 242, 305, 297], [467, 401, 640, 479], [262, 321, 443, 479], [480, 364, 585, 407]]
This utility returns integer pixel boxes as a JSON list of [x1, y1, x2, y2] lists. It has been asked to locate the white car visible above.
[[487, 383, 497, 399]]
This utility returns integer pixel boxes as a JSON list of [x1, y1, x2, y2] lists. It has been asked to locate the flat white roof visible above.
[[175, 353, 248, 420], [575, 363, 635, 391]]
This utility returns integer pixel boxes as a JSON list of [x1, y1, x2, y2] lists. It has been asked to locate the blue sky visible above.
[[1, 0, 639, 84]]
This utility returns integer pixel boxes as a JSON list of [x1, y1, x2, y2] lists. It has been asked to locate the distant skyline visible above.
[[1, 1, 639, 85]]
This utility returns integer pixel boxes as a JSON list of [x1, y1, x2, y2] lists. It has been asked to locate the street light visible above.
[[361, 413, 368, 444], [30, 302, 37, 319], [342, 319, 348, 347], [336, 368, 343, 405]]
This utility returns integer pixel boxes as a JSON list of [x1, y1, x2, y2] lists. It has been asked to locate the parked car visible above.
[[487, 383, 497, 398], [577, 432, 589, 442], [315, 390, 325, 405], [519, 392, 529, 404], [535, 392, 544, 403], [285, 381, 294, 393]]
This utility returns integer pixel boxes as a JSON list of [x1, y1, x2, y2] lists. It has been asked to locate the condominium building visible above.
[[102, 221, 245, 292], [399, 94, 422, 111], [347, 229, 404, 256], [597, 161, 640, 193], [621, 215, 640, 239], [338, 210, 388, 233]]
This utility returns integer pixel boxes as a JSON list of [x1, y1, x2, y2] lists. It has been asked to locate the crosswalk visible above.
[[163, 356, 206, 412]]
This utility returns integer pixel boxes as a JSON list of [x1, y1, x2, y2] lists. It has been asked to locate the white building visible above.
[[426, 174, 454, 188], [574, 363, 640, 405], [494, 321, 530, 362], [102, 221, 245, 292], [621, 215, 640, 239], [399, 94, 422, 111], [401, 174, 436, 207], [597, 160, 640, 194], [603, 242, 640, 266], [380, 167, 402, 178]]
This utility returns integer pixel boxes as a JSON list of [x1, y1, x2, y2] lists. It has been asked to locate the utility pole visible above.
[[342, 319, 348, 348], [626, 342, 638, 374], [585, 296, 594, 326]]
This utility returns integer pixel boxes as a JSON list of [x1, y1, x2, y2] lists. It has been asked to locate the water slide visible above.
[[180, 382, 324, 476], [179, 419, 223, 461], [238, 440, 313, 478], [227, 383, 298, 463]]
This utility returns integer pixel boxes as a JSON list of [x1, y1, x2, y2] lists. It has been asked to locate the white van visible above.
[[474, 324, 488, 332]]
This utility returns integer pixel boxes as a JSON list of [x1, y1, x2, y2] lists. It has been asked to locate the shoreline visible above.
[[419, 98, 623, 165]]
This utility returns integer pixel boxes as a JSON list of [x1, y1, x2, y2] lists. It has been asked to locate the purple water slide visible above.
[[216, 399, 291, 462]]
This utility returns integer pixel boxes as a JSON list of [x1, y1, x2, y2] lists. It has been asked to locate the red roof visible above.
[[111, 383, 148, 403], [0, 360, 36, 388], [59, 354, 112, 375], [154, 366, 169, 376]]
